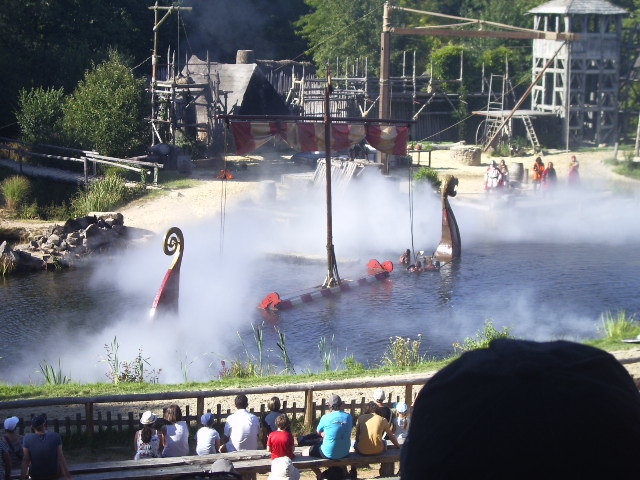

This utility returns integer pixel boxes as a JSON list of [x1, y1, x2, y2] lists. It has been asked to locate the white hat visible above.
[[140, 411, 157, 425], [268, 457, 300, 480], [373, 388, 386, 402], [4, 416, 19, 431], [396, 402, 408, 413]]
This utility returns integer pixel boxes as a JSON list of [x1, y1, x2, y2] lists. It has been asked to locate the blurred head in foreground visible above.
[[400, 339, 640, 480]]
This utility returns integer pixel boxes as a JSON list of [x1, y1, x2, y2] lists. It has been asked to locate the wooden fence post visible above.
[[197, 396, 205, 419], [404, 384, 413, 406], [153, 166, 159, 185], [304, 389, 314, 429], [85, 402, 94, 438], [83, 158, 88, 186]]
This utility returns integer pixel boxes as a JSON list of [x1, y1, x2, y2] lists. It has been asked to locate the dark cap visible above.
[[401, 339, 640, 479], [328, 394, 343, 409], [31, 414, 46, 429]]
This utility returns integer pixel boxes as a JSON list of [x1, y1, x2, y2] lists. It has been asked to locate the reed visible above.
[[599, 310, 639, 339], [318, 335, 335, 372], [38, 359, 70, 385], [275, 327, 296, 375]]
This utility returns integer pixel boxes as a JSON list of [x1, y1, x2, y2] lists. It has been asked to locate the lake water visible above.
[[2, 177, 640, 383]]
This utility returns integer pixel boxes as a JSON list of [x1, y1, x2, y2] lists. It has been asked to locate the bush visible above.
[[16, 87, 65, 145], [454, 320, 512, 353], [1, 175, 31, 210], [63, 50, 147, 157], [71, 174, 141, 215], [381, 335, 424, 369], [599, 310, 639, 339], [413, 167, 441, 190]]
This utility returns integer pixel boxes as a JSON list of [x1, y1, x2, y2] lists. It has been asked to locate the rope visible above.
[[408, 167, 416, 263], [417, 112, 476, 142]]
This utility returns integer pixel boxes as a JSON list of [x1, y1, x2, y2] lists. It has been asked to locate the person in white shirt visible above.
[[196, 413, 221, 455], [224, 394, 260, 452]]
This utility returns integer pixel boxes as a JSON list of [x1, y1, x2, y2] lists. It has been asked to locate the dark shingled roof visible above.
[[183, 55, 289, 115], [528, 0, 627, 15]]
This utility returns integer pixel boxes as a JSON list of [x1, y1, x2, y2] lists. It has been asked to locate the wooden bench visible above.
[[12, 447, 401, 480]]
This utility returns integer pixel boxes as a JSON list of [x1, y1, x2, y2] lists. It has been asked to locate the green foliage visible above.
[[276, 327, 296, 375], [381, 335, 424, 369], [318, 335, 336, 372], [16, 87, 65, 144], [454, 319, 512, 353], [38, 359, 70, 385], [599, 310, 640, 340], [71, 174, 142, 216], [0, 255, 16, 276], [100, 337, 159, 384], [1, 175, 31, 210], [343, 354, 364, 373], [62, 50, 147, 157], [430, 44, 465, 90], [480, 46, 512, 76], [490, 142, 511, 157], [412, 167, 441, 189], [613, 159, 640, 181]]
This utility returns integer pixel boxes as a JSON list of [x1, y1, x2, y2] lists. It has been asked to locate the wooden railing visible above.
[[0, 372, 435, 437], [0, 137, 163, 185]]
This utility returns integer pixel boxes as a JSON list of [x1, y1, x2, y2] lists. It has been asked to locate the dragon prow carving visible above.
[[434, 175, 461, 262], [149, 227, 184, 319]]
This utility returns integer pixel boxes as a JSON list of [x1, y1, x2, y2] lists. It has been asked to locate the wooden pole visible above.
[[379, 2, 392, 174], [323, 66, 340, 288], [151, 1, 159, 145], [304, 389, 314, 430]]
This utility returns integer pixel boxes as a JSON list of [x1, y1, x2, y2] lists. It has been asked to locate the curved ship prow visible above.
[[434, 175, 461, 262]]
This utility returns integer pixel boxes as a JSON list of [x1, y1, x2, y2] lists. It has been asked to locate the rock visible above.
[[59, 241, 68, 251], [97, 218, 110, 229], [66, 232, 80, 240], [111, 224, 127, 236], [451, 145, 482, 166], [84, 223, 101, 238], [48, 234, 62, 246], [48, 224, 65, 236]]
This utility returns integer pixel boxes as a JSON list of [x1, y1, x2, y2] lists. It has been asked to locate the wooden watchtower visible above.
[[529, 0, 627, 146]]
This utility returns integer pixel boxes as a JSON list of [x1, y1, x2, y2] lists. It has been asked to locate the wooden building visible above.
[[529, 0, 627, 146]]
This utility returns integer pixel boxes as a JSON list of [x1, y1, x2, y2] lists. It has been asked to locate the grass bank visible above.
[[0, 166, 200, 221], [1, 313, 638, 401]]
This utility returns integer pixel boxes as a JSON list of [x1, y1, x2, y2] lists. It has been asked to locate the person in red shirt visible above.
[[266, 415, 294, 460]]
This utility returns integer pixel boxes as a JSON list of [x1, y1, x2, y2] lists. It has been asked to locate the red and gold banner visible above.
[[230, 121, 408, 156]]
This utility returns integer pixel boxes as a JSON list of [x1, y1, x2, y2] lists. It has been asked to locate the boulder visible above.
[[451, 145, 482, 166], [111, 224, 127, 236], [47, 234, 62, 246]]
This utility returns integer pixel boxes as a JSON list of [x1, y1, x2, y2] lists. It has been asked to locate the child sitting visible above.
[[266, 414, 294, 459], [393, 402, 410, 440], [196, 412, 221, 455]]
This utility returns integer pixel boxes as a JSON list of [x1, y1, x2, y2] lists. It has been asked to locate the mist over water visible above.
[[1, 172, 639, 384]]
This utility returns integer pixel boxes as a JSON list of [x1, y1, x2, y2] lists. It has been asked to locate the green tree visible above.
[[0, 1, 150, 136], [16, 87, 65, 145], [63, 51, 147, 157]]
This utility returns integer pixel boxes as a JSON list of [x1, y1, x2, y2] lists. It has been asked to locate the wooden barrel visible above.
[[510, 162, 524, 182]]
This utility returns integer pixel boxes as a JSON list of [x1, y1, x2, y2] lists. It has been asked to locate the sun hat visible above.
[[328, 394, 343, 409], [209, 458, 241, 478], [395, 402, 408, 413], [4, 416, 19, 431], [373, 388, 386, 402], [201, 412, 214, 426], [31, 414, 46, 429], [268, 456, 300, 480], [140, 411, 157, 425]]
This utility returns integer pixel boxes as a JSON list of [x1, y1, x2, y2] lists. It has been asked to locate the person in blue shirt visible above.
[[309, 394, 353, 459]]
